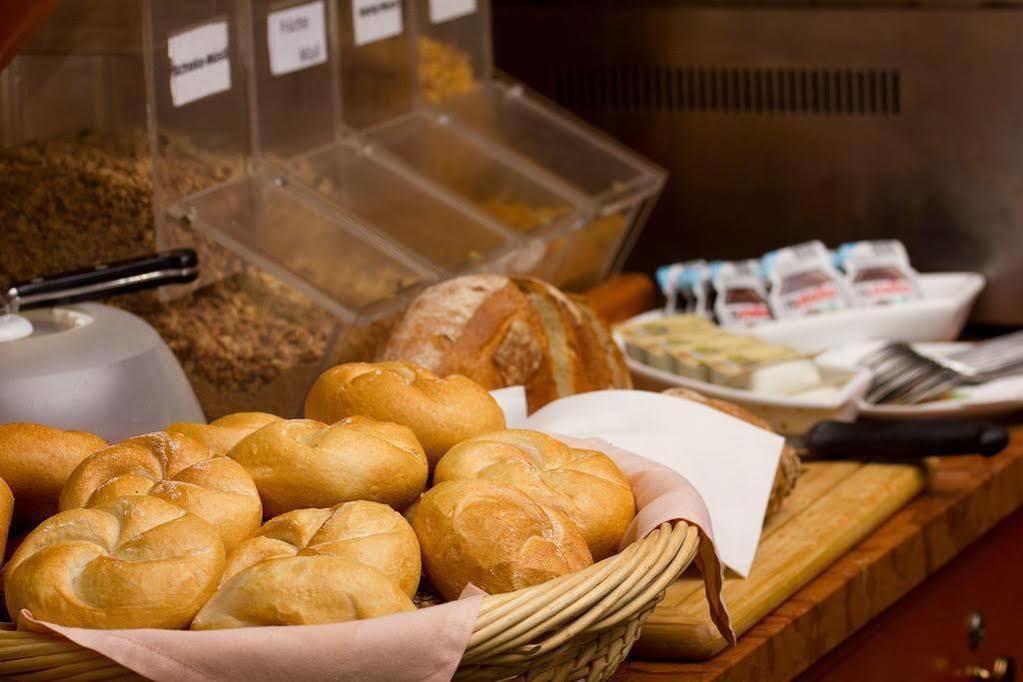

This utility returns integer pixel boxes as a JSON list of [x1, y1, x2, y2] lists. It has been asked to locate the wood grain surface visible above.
[[618, 428, 1023, 681], [634, 461, 926, 660]]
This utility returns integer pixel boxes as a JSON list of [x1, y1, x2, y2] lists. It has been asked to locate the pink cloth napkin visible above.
[[23, 439, 734, 681]]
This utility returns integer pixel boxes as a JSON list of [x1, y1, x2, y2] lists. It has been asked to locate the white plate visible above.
[[818, 341, 1023, 420], [743, 272, 985, 353], [614, 312, 872, 436]]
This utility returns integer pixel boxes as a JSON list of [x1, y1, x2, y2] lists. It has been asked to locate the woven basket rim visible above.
[[0, 520, 700, 680]]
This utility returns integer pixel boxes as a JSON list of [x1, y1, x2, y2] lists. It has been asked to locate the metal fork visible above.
[[860, 330, 1023, 404]]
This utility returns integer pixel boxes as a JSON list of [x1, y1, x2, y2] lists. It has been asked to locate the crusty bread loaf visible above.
[[191, 555, 414, 630], [304, 361, 506, 468], [60, 431, 262, 552], [662, 387, 801, 515], [0, 478, 12, 561], [167, 413, 283, 456], [5, 495, 225, 629], [222, 500, 421, 596], [378, 275, 629, 413], [379, 274, 547, 391], [434, 429, 635, 560], [410, 479, 593, 601], [568, 293, 632, 390], [0, 423, 108, 527], [228, 416, 428, 516]]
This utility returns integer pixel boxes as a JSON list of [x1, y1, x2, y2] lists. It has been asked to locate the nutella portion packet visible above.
[[762, 241, 851, 318], [656, 260, 711, 316], [836, 240, 922, 306], [710, 260, 773, 328]]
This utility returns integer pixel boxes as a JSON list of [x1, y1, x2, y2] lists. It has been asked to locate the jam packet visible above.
[[836, 240, 922, 306], [710, 260, 773, 328], [762, 241, 851, 318], [656, 260, 711, 316]]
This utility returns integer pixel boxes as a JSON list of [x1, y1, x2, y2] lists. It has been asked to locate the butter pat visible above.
[[749, 359, 822, 397]]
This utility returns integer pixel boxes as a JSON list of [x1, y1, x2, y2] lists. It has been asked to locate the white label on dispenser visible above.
[[268, 1, 328, 75], [353, 0, 403, 46], [429, 0, 476, 24], [168, 20, 232, 107]]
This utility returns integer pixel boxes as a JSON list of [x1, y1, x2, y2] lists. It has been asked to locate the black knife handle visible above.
[[4, 250, 198, 311], [806, 419, 1009, 461]]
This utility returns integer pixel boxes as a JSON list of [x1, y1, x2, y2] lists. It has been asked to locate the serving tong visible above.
[[2, 249, 198, 316], [860, 332, 1023, 405]]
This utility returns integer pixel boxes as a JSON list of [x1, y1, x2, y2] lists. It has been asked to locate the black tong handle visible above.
[[4, 250, 198, 312], [805, 419, 1009, 461]]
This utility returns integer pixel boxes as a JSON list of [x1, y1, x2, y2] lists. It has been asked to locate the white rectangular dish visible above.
[[613, 312, 872, 436], [748, 272, 984, 353]]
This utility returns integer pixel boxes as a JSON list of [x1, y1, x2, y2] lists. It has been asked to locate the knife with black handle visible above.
[[802, 419, 1009, 461], [2, 249, 198, 314]]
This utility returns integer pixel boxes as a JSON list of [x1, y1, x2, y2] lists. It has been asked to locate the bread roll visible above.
[[167, 412, 282, 456], [0, 423, 107, 526], [662, 387, 801, 514], [304, 361, 506, 468], [60, 431, 262, 552], [0, 478, 12, 561], [5, 495, 225, 629], [228, 416, 428, 516], [434, 430, 635, 560], [191, 555, 414, 630], [410, 479, 592, 600], [379, 274, 547, 392], [222, 500, 421, 596]]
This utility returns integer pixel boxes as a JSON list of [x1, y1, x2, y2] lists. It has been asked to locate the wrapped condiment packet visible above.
[[762, 240, 852, 318], [710, 260, 773, 328], [656, 260, 710, 316], [836, 239, 922, 306]]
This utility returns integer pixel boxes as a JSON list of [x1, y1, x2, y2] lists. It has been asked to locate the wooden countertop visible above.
[[586, 274, 1023, 681]]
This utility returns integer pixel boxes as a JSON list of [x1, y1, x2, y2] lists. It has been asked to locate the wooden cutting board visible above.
[[634, 460, 927, 660]]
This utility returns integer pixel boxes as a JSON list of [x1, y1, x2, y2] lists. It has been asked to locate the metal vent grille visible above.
[[552, 65, 901, 116]]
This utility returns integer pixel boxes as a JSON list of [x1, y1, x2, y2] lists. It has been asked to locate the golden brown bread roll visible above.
[[662, 387, 801, 515], [166, 412, 283, 456], [221, 500, 421, 596], [410, 479, 592, 601], [304, 361, 506, 468], [0, 423, 108, 526], [434, 430, 635, 560], [378, 275, 631, 413], [5, 495, 225, 629], [59, 431, 262, 552], [228, 416, 428, 516], [0, 478, 12, 561], [191, 555, 415, 630]]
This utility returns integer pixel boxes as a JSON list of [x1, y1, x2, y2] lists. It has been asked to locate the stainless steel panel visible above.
[[493, 4, 1023, 323]]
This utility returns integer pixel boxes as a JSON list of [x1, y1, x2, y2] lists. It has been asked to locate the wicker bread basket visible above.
[[0, 521, 699, 681]]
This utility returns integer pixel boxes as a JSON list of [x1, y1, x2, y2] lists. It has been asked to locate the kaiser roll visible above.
[[166, 412, 283, 456], [434, 430, 635, 560], [221, 500, 421, 596], [227, 416, 428, 516], [0, 423, 107, 526], [5, 495, 225, 629], [304, 361, 505, 468], [191, 555, 414, 630], [663, 387, 801, 515], [410, 479, 592, 601], [59, 431, 262, 552]]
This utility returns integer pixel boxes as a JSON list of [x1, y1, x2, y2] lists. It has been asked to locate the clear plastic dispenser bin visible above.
[[2, 0, 664, 419], [405, 0, 666, 289]]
